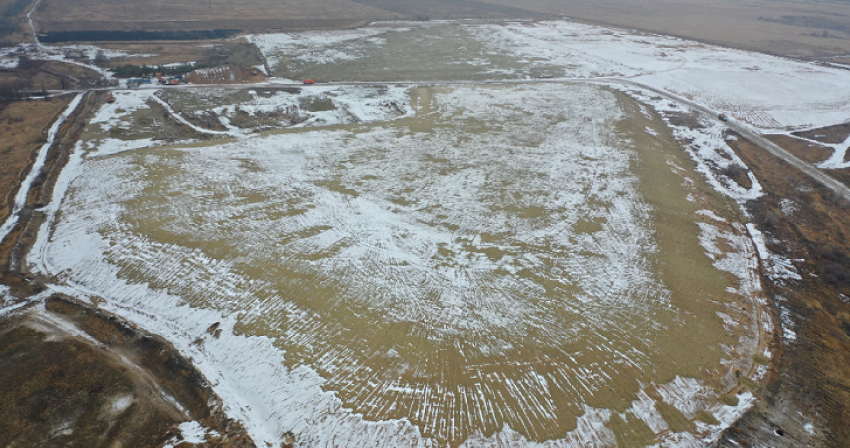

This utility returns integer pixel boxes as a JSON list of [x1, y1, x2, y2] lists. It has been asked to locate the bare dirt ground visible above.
[[765, 125, 850, 196], [719, 132, 850, 447], [185, 65, 265, 85], [762, 133, 850, 192], [34, 0, 393, 29]]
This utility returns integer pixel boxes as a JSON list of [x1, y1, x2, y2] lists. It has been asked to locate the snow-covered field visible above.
[[468, 21, 850, 133], [9, 17, 847, 448], [27, 80, 766, 447], [255, 20, 850, 133]]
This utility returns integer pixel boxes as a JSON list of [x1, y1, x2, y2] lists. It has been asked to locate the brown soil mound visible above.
[[185, 64, 265, 84]]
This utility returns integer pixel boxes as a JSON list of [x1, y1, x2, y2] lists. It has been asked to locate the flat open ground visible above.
[[480, 0, 850, 60], [28, 19, 836, 443], [3, 16, 850, 448], [25, 0, 850, 62], [35, 80, 763, 448], [31, 0, 536, 34]]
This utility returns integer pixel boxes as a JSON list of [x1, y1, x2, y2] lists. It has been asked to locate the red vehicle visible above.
[[303, 79, 316, 85]]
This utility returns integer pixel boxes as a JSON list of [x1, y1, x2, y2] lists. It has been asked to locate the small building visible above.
[[64, 49, 86, 59]]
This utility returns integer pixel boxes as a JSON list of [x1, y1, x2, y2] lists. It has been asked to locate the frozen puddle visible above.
[[35, 83, 761, 446]]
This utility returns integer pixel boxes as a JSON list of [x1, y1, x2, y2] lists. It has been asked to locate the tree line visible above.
[[40, 29, 238, 43], [110, 63, 197, 78]]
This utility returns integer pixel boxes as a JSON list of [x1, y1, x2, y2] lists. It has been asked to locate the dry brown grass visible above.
[[32, 0, 539, 35], [39, 0, 389, 22], [0, 318, 181, 448], [794, 121, 850, 144], [30, 0, 850, 62], [765, 134, 834, 164], [0, 295, 258, 448], [99, 41, 217, 66], [825, 167, 850, 188], [0, 96, 73, 226], [724, 133, 850, 446], [0, 60, 104, 92], [34, 0, 397, 32]]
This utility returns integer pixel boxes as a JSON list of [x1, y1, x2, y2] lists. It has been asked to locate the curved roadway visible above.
[[615, 79, 850, 202]]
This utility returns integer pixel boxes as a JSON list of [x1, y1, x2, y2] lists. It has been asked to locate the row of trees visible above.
[[40, 29, 238, 43], [0, 78, 31, 101], [110, 63, 196, 78]]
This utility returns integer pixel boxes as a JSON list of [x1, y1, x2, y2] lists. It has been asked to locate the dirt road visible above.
[[613, 79, 850, 202]]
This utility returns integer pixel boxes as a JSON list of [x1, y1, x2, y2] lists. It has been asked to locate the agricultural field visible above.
[[2, 16, 850, 448], [250, 21, 850, 131], [20, 0, 850, 65], [29, 0, 535, 38], [478, 0, 850, 61]]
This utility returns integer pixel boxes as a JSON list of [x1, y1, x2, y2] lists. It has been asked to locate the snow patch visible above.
[[107, 395, 134, 416], [163, 421, 219, 447], [0, 93, 83, 244]]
